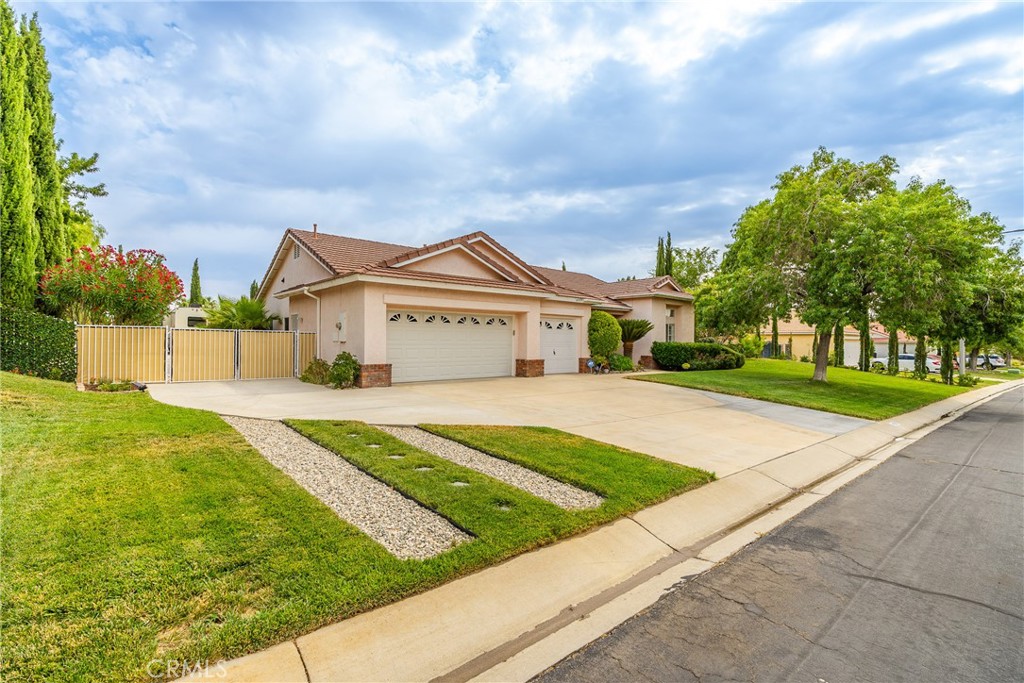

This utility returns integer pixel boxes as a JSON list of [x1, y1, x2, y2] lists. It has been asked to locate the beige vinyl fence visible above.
[[77, 325, 317, 384]]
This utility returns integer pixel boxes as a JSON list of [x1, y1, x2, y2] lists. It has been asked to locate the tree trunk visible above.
[[812, 332, 818, 359], [623, 340, 634, 361], [771, 315, 779, 359], [813, 327, 832, 382], [969, 346, 980, 372], [914, 336, 928, 376], [833, 323, 844, 367], [940, 341, 954, 385], [887, 329, 898, 375]]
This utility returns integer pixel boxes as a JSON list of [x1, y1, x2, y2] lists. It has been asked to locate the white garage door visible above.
[[387, 311, 514, 383], [540, 318, 579, 374]]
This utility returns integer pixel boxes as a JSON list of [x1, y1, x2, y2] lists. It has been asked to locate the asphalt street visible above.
[[537, 386, 1024, 683]]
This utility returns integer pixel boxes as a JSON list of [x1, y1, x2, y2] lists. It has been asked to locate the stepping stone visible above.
[[388, 455, 404, 460], [451, 481, 469, 487], [367, 444, 381, 449], [415, 466, 432, 472]]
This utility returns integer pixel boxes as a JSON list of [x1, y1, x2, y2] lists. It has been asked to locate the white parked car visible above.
[[978, 354, 1006, 368], [871, 354, 940, 373]]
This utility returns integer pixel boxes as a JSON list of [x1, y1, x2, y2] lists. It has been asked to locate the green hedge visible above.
[[651, 341, 745, 371], [0, 307, 77, 382]]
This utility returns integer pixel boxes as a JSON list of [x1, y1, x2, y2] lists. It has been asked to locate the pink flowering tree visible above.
[[41, 246, 183, 325]]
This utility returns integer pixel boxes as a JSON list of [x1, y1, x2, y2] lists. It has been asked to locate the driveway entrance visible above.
[[148, 373, 868, 476]]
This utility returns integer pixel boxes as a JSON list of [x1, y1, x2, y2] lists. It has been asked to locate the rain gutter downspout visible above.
[[301, 286, 321, 359]]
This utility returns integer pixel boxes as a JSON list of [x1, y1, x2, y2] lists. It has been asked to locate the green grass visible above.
[[634, 358, 979, 420], [1, 372, 711, 682]]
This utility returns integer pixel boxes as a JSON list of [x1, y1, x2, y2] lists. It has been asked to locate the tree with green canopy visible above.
[[188, 259, 203, 307], [203, 296, 280, 330], [617, 318, 654, 361]]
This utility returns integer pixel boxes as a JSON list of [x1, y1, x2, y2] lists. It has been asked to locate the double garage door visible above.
[[387, 311, 580, 383]]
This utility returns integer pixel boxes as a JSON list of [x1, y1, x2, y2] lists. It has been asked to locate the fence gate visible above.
[[77, 325, 317, 383]]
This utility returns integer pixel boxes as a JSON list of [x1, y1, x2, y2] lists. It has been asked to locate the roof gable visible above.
[[386, 243, 516, 282]]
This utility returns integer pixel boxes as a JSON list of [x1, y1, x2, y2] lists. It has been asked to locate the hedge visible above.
[[0, 307, 77, 382], [650, 341, 745, 371]]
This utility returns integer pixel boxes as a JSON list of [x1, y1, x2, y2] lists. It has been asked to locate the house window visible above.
[[293, 244, 300, 259], [666, 323, 675, 342]]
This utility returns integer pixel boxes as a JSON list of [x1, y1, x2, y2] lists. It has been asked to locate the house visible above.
[[164, 306, 209, 329], [257, 226, 694, 386], [760, 318, 917, 361]]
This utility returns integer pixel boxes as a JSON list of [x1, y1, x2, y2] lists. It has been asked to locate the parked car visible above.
[[978, 354, 1006, 368], [929, 353, 959, 371], [870, 353, 941, 373]]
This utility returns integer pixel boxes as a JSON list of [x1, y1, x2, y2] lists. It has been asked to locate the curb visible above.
[[182, 380, 1022, 683]]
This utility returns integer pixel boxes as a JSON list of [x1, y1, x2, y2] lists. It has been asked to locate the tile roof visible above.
[[288, 228, 412, 274], [266, 228, 675, 310]]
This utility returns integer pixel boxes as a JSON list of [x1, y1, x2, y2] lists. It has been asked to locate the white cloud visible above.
[[803, 2, 998, 61], [918, 37, 1023, 94]]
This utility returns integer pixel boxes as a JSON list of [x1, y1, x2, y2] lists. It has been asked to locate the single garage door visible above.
[[387, 311, 514, 383], [540, 318, 579, 374]]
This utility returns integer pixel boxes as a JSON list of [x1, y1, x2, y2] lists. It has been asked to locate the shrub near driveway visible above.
[[2, 372, 712, 682], [636, 358, 973, 420]]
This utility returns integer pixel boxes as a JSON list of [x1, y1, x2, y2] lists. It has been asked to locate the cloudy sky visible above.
[[16, 1, 1024, 298]]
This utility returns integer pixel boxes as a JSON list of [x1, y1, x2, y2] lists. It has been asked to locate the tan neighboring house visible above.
[[257, 226, 694, 387], [762, 319, 917, 361], [164, 306, 208, 328]]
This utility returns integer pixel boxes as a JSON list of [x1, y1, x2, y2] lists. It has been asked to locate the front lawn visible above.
[[1, 372, 710, 682], [634, 358, 975, 420]]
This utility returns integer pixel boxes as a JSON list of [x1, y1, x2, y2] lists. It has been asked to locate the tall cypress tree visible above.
[[1, 1, 39, 308], [664, 231, 675, 276], [189, 258, 202, 306], [655, 237, 665, 276], [23, 13, 65, 273]]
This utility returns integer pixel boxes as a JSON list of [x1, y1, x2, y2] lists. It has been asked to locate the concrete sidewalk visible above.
[[182, 380, 1020, 683]]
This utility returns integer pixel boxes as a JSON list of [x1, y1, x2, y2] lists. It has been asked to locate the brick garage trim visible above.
[[639, 355, 655, 370], [578, 357, 590, 374], [515, 358, 545, 378], [357, 364, 392, 388]]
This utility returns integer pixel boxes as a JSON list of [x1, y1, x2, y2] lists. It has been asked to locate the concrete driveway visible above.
[[149, 373, 868, 477]]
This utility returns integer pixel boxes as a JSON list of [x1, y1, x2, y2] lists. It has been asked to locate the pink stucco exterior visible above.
[[258, 228, 695, 385]]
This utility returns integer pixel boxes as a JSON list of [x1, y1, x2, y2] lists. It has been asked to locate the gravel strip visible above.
[[376, 426, 603, 510], [222, 416, 471, 560]]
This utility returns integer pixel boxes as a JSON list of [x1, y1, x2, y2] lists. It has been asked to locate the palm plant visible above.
[[203, 296, 280, 330], [618, 318, 655, 360]]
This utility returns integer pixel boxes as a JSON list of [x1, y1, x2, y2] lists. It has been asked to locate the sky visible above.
[[15, 1, 1024, 299]]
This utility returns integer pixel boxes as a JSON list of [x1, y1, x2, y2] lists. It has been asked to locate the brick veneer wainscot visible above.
[[357, 364, 392, 388], [639, 355, 655, 370], [515, 359, 545, 377], [578, 357, 590, 373]]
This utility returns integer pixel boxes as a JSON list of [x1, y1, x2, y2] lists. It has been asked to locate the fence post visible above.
[[293, 330, 299, 377], [233, 330, 241, 380], [165, 327, 173, 383]]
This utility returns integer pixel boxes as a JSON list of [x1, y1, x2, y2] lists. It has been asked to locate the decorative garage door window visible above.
[[387, 310, 515, 383], [541, 321, 574, 330]]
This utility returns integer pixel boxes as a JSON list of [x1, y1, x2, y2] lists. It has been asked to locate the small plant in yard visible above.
[[329, 352, 361, 388], [300, 358, 332, 385], [607, 352, 635, 372], [956, 373, 980, 387]]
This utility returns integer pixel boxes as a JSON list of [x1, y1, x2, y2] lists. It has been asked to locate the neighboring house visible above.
[[257, 226, 694, 386], [760, 319, 917, 361], [164, 306, 209, 329]]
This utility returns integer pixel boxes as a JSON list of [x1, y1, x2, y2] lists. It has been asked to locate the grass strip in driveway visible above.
[[634, 358, 971, 420], [1, 372, 710, 683], [288, 420, 713, 556]]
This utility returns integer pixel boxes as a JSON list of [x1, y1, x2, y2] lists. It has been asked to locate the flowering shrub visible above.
[[41, 246, 183, 325]]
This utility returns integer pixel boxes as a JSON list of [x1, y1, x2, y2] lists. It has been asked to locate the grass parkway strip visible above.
[[1, 372, 711, 682], [634, 358, 973, 420]]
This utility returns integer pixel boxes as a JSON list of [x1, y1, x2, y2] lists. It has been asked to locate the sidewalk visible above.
[[183, 380, 1019, 683]]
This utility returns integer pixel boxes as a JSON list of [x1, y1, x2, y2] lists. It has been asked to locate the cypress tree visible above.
[[249, 279, 258, 299], [1, 2, 39, 308], [664, 232, 675, 276], [189, 259, 203, 306], [655, 237, 665, 276], [23, 14, 65, 273]]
